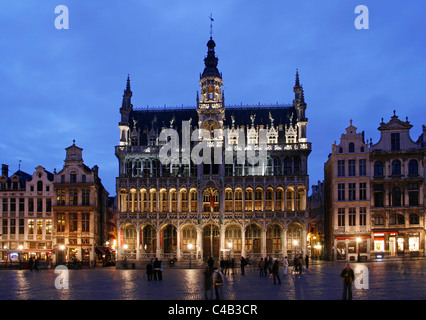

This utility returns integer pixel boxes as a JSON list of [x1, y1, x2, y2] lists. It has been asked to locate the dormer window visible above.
[[70, 172, 77, 183]]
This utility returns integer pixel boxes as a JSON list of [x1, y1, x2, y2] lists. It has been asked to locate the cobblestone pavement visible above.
[[0, 259, 425, 300]]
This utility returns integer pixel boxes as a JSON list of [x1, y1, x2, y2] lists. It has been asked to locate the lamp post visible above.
[[188, 243, 193, 269]]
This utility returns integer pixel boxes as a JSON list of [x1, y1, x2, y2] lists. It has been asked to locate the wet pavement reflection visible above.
[[0, 260, 425, 300]]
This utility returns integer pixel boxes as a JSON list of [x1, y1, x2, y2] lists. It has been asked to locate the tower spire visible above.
[[295, 69, 300, 87], [209, 13, 214, 39]]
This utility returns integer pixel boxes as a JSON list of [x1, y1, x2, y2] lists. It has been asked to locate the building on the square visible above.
[[324, 121, 371, 261], [369, 112, 425, 258], [308, 180, 325, 260], [0, 164, 54, 266], [324, 113, 425, 261], [52, 141, 110, 266], [115, 34, 311, 266]]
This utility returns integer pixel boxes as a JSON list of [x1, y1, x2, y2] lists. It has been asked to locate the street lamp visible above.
[[293, 240, 299, 256], [188, 243, 193, 269]]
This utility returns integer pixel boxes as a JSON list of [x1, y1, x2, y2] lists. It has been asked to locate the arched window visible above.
[[142, 225, 156, 253], [266, 224, 282, 253], [349, 142, 355, 153], [234, 189, 243, 211], [287, 223, 302, 254], [245, 188, 253, 211], [265, 188, 273, 211], [190, 189, 197, 212], [162, 224, 177, 253], [408, 159, 418, 175], [391, 160, 401, 176], [37, 180, 43, 192], [140, 189, 148, 212], [391, 187, 401, 207], [286, 187, 295, 211], [245, 224, 261, 253], [296, 187, 306, 211], [254, 188, 263, 211], [275, 187, 284, 211], [181, 225, 197, 251], [124, 224, 137, 250], [225, 189, 233, 212], [160, 189, 168, 212], [129, 188, 137, 212], [225, 225, 242, 252], [150, 189, 157, 212], [180, 189, 188, 212], [169, 189, 177, 212]]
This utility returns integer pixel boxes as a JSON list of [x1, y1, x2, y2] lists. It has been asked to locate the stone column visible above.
[[176, 226, 181, 261], [136, 227, 140, 261]]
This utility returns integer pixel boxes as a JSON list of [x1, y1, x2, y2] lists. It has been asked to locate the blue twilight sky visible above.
[[0, 1, 425, 195]]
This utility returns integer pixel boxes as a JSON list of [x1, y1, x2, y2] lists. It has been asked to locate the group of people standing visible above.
[[146, 258, 163, 281], [28, 256, 40, 271]]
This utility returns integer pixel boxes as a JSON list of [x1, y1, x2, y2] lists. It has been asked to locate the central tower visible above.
[[197, 35, 225, 137]]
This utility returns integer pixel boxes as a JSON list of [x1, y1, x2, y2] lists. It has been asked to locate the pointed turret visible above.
[[119, 75, 133, 146], [293, 69, 308, 143]]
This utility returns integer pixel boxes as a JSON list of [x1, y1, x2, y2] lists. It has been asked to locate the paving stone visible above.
[[0, 259, 425, 300]]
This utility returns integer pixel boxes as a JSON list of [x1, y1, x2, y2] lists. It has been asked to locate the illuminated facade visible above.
[[115, 35, 311, 266], [369, 113, 425, 258], [324, 114, 425, 260], [52, 142, 110, 265], [0, 164, 54, 264]]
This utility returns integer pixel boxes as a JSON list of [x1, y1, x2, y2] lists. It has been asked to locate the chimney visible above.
[[1, 164, 8, 178]]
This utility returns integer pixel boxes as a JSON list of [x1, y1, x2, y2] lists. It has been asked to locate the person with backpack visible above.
[[213, 267, 224, 300]]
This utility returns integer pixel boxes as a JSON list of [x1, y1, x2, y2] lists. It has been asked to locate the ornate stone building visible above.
[[115, 35, 311, 266], [324, 113, 425, 261], [0, 164, 54, 264], [324, 121, 371, 261], [52, 141, 110, 265], [369, 112, 425, 258]]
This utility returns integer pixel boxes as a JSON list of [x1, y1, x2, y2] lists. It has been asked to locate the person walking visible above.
[[158, 260, 163, 280], [282, 256, 289, 275], [231, 258, 236, 275], [305, 254, 309, 269], [204, 266, 213, 300], [258, 258, 265, 277], [29, 257, 34, 271], [240, 256, 247, 275], [207, 256, 214, 272], [272, 260, 281, 285], [153, 258, 160, 281], [224, 259, 229, 276], [146, 260, 153, 281], [212, 267, 224, 300], [34, 257, 39, 271], [340, 263, 355, 300]]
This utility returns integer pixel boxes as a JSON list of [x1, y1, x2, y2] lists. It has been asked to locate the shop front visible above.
[[335, 236, 370, 261], [372, 230, 423, 258]]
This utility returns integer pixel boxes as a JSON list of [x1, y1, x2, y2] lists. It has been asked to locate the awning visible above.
[[23, 249, 53, 253]]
